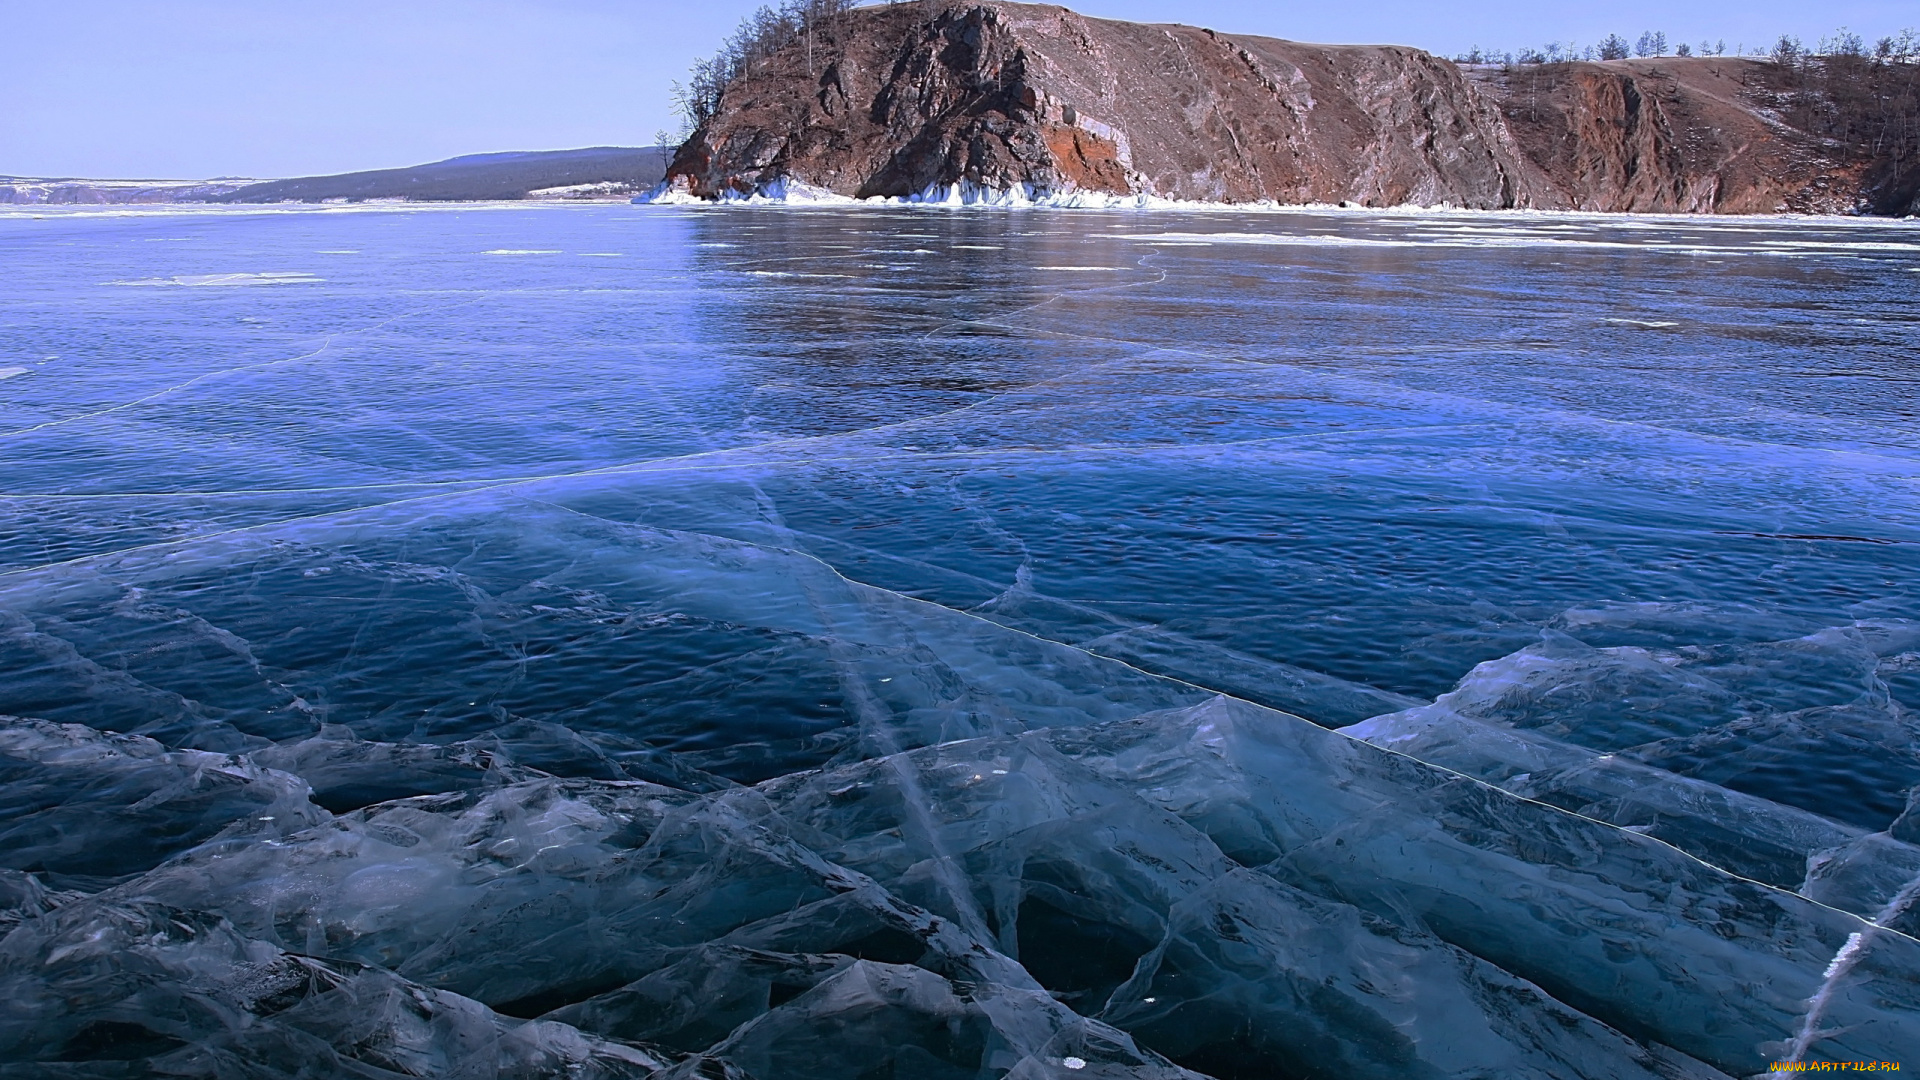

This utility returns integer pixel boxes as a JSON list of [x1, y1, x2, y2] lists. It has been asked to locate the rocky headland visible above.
[[662, 1, 1920, 215]]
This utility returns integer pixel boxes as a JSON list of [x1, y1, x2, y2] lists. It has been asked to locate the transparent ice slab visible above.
[[8, 697, 1910, 1076], [5, 206, 1920, 1077]]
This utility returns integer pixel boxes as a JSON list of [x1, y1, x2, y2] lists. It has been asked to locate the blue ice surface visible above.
[[0, 202, 1917, 1077]]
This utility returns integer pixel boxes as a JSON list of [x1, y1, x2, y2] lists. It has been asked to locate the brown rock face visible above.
[[1473, 61, 1862, 214], [665, 1, 1879, 213]]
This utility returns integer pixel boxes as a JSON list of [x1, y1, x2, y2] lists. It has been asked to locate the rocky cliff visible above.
[[663, 1, 1906, 214]]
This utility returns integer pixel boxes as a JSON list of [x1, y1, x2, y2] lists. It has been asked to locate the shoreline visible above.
[[633, 177, 1919, 223], [4, 197, 1916, 227]]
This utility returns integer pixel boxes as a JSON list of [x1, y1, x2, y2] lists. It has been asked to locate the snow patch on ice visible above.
[[1108, 230, 1920, 257], [526, 181, 643, 199], [104, 272, 323, 287], [1755, 239, 1920, 251]]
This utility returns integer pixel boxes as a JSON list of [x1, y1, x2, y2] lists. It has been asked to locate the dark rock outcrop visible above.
[[664, 1, 1893, 214]]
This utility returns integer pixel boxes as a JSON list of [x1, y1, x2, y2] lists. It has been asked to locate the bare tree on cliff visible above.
[[670, 0, 861, 145], [1759, 28, 1920, 212]]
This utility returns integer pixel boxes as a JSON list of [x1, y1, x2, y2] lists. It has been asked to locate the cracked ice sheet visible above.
[[4, 205, 1920, 1077], [6, 699, 1915, 1078], [511, 396, 1920, 721], [0, 496, 1209, 772]]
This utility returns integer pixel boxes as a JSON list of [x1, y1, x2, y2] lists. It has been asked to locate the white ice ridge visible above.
[[1785, 869, 1920, 1063], [1331, 611, 1920, 1066], [103, 271, 324, 287], [633, 176, 1327, 210], [1341, 617, 1920, 920], [630, 176, 1920, 229]]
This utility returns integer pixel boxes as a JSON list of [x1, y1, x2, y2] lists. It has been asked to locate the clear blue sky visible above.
[[4, 0, 1913, 179]]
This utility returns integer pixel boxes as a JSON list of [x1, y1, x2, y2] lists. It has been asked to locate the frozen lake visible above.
[[2, 203, 1918, 1076]]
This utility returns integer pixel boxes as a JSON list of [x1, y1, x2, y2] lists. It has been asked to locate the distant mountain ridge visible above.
[[218, 146, 671, 203], [0, 177, 262, 205], [2, 148, 673, 206], [664, 1, 1919, 215]]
